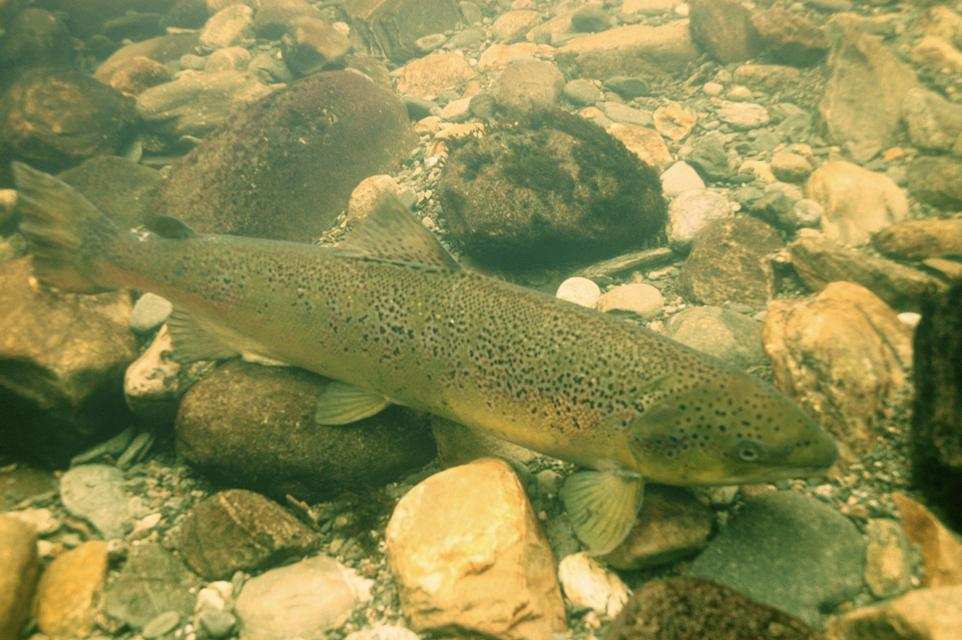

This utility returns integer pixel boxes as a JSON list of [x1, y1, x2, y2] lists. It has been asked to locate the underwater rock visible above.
[[345, 626, 419, 640], [0, 466, 57, 510], [892, 493, 962, 588], [788, 233, 945, 312], [902, 87, 962, 153], [665, 188, 732, 251], [177, 489, 318, 580], [493, 58, 564, 113], [873, 219, 962, 261], [385, 458, 566, 640], [235, 555, 372, 639], [102, 543, 196, 630], [688, 0, 758, 63], [606, 123, 672, 170], [690, 491, 864, 627], [346, 174, 402, 222], [750, 7, 827, 66], [660, 161, 705, 197], [558, 21, 697, 78], [819, 28, 918, 162], [58, 156, 164, 230], [652, 102, 696, 141], [601, 485, 713, 570], [665, 305, 765, 369], [678, 216, 782, 308], [0, 516, 38, 640], [805, 160, 908, 247], [199, 4, 253, 49], [556, 277, 602, 308], [763, 282, 912, 462], [907, 156, 962, 211], [154, 70, 415, 241], [283, 17, 351, 76], [716, 101, 770, 130], [34, 541, 108, 639], [136, 70, 275, 138], [597, 282, 664, 319], [33, 0, 176, 38], [0, 259, 137, 465], [345, 0, 463, 63], [826, 585, 962, 640], [685, 131, 732, 181], [129, 293, 173, 334], [606, 577, 818, 640], [558, 552, 630, 618], [439, 110, 666, 268], [253, 0, 322, 38], [864, 518, 913, 599], [0, 8, 74, 78], [432, 417, 540, 469], [770, 151, 813, 183], [59, 464, 131, 539], [94, 32, 199, 83], [394, 50, 476, 100], [563, 79, 604, 106], [492, 9, 540, 43], [175, 361, 435, 499], [479, 42, 555, 71], [163, 0, 210, 29], [99, 55, 173, 96], [0, 69, 138, 172]]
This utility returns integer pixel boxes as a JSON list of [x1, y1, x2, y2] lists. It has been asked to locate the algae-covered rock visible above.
[[175, 361, 436, 499], [439, 110, 666, 268], [154, 70, 415, 241], [345, 0, 463, 63], [58, 156, 163, 230]]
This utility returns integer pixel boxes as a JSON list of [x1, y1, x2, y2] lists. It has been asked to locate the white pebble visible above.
[[558, 552, 630, 618], [660, 161, 705, 197], [556, 277, 602, 308], [597, 282, 664, 319], [897, 312, 921, 328]]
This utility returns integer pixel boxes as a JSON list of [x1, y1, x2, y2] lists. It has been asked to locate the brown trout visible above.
[[13, 162, 837, 554]]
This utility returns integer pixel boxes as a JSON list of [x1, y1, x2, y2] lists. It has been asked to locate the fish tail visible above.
[[12, 162, 122, 293]]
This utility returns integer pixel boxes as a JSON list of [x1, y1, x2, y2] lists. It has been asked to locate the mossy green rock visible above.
[[439, 110, 666, 269], [175, 361, 436, 500], [689, 491, 865, 627], [154, 70, 416, 241]]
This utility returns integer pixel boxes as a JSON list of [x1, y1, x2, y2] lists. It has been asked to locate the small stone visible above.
[[59, 465, 131, 539], [284, 17, 351, 76], [235, 555, 372, 639], [826, 585, 962, 640], [0, 516, 39, 640], [34, 541, 108, 638], [347, 175, 401, 222], [103, 543, 196, 629], [563, 79, 603, 106], [439, 96, 471, 122], [602, 101, 651, 125], [750, 7, 828, 66], [864, 519, 913, 599], [414, 33, 447, 53], [597, 282, 664, 319], [666, 305, 765, 368], [902, 87, 962, 153], [604, 76, 649, 99], [791, 198, 822, 229], [726, 85, 752, 101], [142, 611, 181, 639], [491, 10, 540, 43], [200, 4, 253, 49], [205, 46, 252, 72], [666, 188, 732, 251], [892, 493, 962, 588], [688, 0, 758, 63], [717, 101, 770, 129], [478, 42, 555, 72], [558, 552, 630, 618], [686, 132, 731, 180], [493, 58, 564, 113], [197, 609, 236, 638], [703, 81, 723, 95], [607, 124, 672, 170], [660, 161, 705, 197], [653, 101, 696, 141], [447, 27, 484, 49], [393, 51, 476, 100], [129, 293, 173, 334], [771, 151, 812, 183], [556, 277, 602, 308]]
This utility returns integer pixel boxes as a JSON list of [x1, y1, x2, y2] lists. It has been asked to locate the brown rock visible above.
[[907, 156, 962, 211], [93, 32, 199, 83], [492, 9, 540, 43], [601, 485, 713, 570], [763, 282, 913, 462], [805, 160, 908, 246], [34, 541, 108, 639], [864, 518, 913, 599], [0, 516, 39, 640], [826, 585, 962, 640], [253, 0, 322, 38], [0, 259, 137, 465], [688, 0, 759, 63], [0, 69, 138, 171], [177, 489, 319, 580], [385, 458, 566, 640], [873, 219, 962, 261], [479, 42, 555, 71], [788, 233, 945, 311], [558, 21, 697, 78], [393, 50, 476, 100], [902, 87, 962, 153], [606, 577, 818, 640], [678, 216, 783, 308], [0, 8, 74, 78], [893, 493, 962, 588], [284, 17, 351, 76], [750, 7, 827, 66], [345, 0, 464, 63], [923, 258, 962, 282], [98, 55, 172, 96], [607, 124, 673, 170], [733, 63, 802, 92], [0, 466, 57, 511], [819, 29, 919, 162], [493, 58, 564, 113]]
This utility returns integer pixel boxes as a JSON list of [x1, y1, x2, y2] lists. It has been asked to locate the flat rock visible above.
[[393, 50, 476, 100], [235, 555, 372, 639], [34, 541, 108, 639], [805, 160, 908, 246], [177, 489, 318, 580], [0, 516, 39, 640], [176, 361, 435, 499], [59, 464, 131, 539], [717, 101, 770, 129], [597, 282, 664, 319], [493, 58, 564, 113], [253, 0, 323, 38], [606, 123, 672, 170], [873, 219, 962, 261], [678, 216, 782, 308], [819, 29, 919, 162], [94, 33, 199, 83], [789, 233, 946, 311], [478, 42, 555, 71], [154, 70, 415, 241], [826, 585, 962, 640], [345, 0, 463, 63], [892, 493, 962, 588], [660, 161, 705, 197], [559, 21, 697, 78], [907, 156, 962, 211], [607, 577, 818, 640], [200, 4, 253, 49], [102, 543, 196, 629], [386, 458, 566, 640], [58, 156, 163, 230], [652, 101, 696, 141], [666, 305, 765, 368], [688, 0, 758, 63], [763, 282, 912, 462], [0, 69, 138, 171], [558, 552, 630, 618], [601, 485, 713, 570], [492, 9, 540, 43], [690, 491, 864, 626]]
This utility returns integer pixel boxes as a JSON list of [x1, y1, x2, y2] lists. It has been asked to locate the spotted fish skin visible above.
[[12, 162, 837, 491]]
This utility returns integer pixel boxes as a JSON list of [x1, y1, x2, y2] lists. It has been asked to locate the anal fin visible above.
[[167, 308, 239, 364], [561, 470, 645, 556], [314, 380, 390, 425]]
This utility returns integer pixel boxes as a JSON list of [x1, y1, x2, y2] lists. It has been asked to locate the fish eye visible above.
[[736, 441, 763, 462]]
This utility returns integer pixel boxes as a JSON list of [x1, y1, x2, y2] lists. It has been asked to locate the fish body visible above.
[[12, 163, 838, 553]]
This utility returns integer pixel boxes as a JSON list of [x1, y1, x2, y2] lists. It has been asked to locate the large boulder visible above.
[[175, 361, 436, 500], [688, 0, 759, 63], [344, 0, 463, 63], [0, 8, 74, 79], [0, 69, 138, 172], [438, 110, 666, 268], [153, 70, 416, 241], [58, 156, 164, 230], [0, 516, 39, 640], [0, 259, 137, 465]]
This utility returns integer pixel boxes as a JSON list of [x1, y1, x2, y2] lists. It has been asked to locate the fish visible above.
[[12, 162, 837, 555]]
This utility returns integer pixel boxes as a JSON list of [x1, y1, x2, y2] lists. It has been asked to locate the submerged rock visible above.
[[386, 458, 566, 640], [892, 493, 962, 589], [0, 516, 39, 640], [155, 70, 415, 241], [907, 156, 962, 211], [558, 21, 697, 78], [346, 0, 463, 63], [58, 156, 164, 230], [688, 0, 758, 63], [0, 8, 74, 77], [102, 543, 196, 630], [665, 305, 765, 369], [34, 541, 108, 639], [59, 464, 131, 539], [826, 585, 962, 640], [873, 219, 962, 261], [94, 32, 199, 83], [439, 110, 666, 268], [558, 552, 630, 618]]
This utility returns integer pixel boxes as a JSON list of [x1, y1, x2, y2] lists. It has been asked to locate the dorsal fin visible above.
[[335, 193, 459, 270], [145, 214, 196, 240]]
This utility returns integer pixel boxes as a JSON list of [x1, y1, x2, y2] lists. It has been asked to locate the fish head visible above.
[[624, 370, 837, 486]]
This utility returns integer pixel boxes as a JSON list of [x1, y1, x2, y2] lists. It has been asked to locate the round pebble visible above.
[[556, 277, 602, 308], [660, 161, 705, 197], [198, 608, 236, 639], [597, 283, 664, 319], [142, 611, 180, 639], [130, 293, 173, 334], [563, 79, 603, 106]]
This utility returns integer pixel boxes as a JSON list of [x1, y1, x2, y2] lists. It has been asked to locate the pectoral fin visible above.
[[314, 381, 391, 425], [167, 309, 239, 364], [560, 470, 644, 556]]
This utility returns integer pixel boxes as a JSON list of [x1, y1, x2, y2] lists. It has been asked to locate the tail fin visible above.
[[12, 162, 121, 293]]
